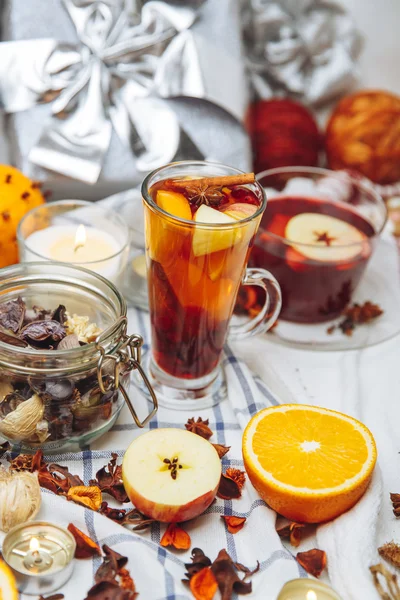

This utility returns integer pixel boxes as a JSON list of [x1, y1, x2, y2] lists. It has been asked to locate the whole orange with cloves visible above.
[[0, 165, 45, 268]]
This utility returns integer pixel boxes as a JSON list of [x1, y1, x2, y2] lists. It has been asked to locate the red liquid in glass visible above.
[[248, 196, 375, 323], [146, 180, 262, 379]]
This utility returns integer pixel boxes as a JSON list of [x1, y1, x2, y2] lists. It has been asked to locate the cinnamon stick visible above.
[[172, 172, 255, 188]]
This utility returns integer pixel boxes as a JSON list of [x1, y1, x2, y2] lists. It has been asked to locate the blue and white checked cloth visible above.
[[17, 307, 307, 600]]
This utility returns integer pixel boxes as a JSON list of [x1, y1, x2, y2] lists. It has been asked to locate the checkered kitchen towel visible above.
[[7, 307, 307, 600]]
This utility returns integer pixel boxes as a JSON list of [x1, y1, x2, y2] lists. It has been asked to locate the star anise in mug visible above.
[[185, 182, 225, 207]]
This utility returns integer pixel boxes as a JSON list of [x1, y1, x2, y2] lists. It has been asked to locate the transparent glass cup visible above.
[[251, 167, 387, 324], [141, 161, 282, 409]]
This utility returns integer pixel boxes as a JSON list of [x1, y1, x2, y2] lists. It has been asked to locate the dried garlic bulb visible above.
[[0, 469, 41, 532], [64, 312, 102, 343], [0, 393, 44, 440]]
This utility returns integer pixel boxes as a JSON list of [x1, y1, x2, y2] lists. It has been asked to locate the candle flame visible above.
[[306, 592, 317, 600], [29, 537, 40, 553], [74, 224, 87, 253]]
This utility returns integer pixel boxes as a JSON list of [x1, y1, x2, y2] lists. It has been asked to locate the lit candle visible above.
[[24, 223, 123, 280], [2, 521, 76, 596], [277, 578, 342, 600]]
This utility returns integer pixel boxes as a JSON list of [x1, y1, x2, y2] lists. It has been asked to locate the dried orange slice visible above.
[[0, 559, 18, 600], [242, 404, 377, 523]]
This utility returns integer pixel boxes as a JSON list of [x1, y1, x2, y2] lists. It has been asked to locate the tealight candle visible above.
[[277, 578, 342, 600], [17, 200, 130, 285], [2, 521, 76, 596]]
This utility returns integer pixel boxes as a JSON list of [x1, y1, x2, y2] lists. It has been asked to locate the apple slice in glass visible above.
[[285, 213, 367, 262], [122, 428, 222, 523]]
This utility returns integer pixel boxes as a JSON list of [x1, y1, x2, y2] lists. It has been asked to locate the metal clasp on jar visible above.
[[95, 316, 157, 428]]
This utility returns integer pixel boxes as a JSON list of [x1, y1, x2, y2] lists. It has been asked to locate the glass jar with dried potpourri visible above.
[[0, 262, 157, 453]]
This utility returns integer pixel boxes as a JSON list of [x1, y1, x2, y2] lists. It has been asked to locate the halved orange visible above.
[[0, 559, 18, 600], [242, 404, 377, 523]]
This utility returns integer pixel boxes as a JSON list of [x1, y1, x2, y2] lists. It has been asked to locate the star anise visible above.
[[185, 183, 225, 207], [313, 230, 336, 246], [185, 417, 213, 440]]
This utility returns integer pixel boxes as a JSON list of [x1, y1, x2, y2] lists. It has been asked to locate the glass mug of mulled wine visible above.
[[245, 167, 387, 324], [141, 161, 282, 408]]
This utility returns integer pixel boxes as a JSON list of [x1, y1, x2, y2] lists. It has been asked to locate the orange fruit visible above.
[[0, 559, 18, 600], [242, 404, 377, 523], [0, 164, 45, 268], [156, 190, 192, 221]]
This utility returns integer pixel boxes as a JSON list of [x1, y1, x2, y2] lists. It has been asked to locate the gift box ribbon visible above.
[[0, 0, 246, 183]]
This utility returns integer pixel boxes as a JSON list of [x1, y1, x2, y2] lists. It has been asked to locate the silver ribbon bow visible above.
[[0, 0, 242, 183], [243, 0, 362, 106]]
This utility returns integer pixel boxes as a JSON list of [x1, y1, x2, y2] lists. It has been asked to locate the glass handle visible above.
[[228, 267, 282, 341]]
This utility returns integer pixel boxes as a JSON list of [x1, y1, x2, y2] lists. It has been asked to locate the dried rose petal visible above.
[[211, 549, 252, 599], [225, 468, 246, 490], [221, 516, 246, 534], [217, 474, 241, 500], [20, 320, 66, 348], [276, 522, 307, 547], [67, 486, 102, 511], [189, 567, 218, 600], [296, 549, 327, 577], [0, 297, 25, 333], [160, 523, 191, 550], [68, 523, 101, 559]]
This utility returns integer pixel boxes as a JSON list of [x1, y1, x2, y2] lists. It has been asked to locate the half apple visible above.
[[285, 213, 368, 262], [122, 428, 222, 523]]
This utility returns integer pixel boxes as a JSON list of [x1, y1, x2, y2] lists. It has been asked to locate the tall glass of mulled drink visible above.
[[142, 161, 281, 408], [246, 168, 387, 324]]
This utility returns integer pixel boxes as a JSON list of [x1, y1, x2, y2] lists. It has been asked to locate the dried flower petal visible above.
[[379, 542, 400, 568], [221, 516, 246, 534], [212, 444, 231, 459], [85, 580, 137, 600], [91, 453, 128, 503], [160, 523, 191, 550], [185, 417, 213, 440], [68, 523, 101, 559], [233, 561, 260, 580], [225, 468, 246, 490], [211, 549, 252, 599], [184, 548, 213, 582], [190, 567, 218, 600], [0, 297, 25, 333], [296, 549, 327, 577], [119, 568, 136, 592], [276, 522, 307, 547], [20, 320, 66, 348], [217, 474, 241, 500], [67, 486, 102, 511]]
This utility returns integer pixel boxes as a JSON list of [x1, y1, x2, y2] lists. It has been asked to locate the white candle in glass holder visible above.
[[24, 223, 122, 281]]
